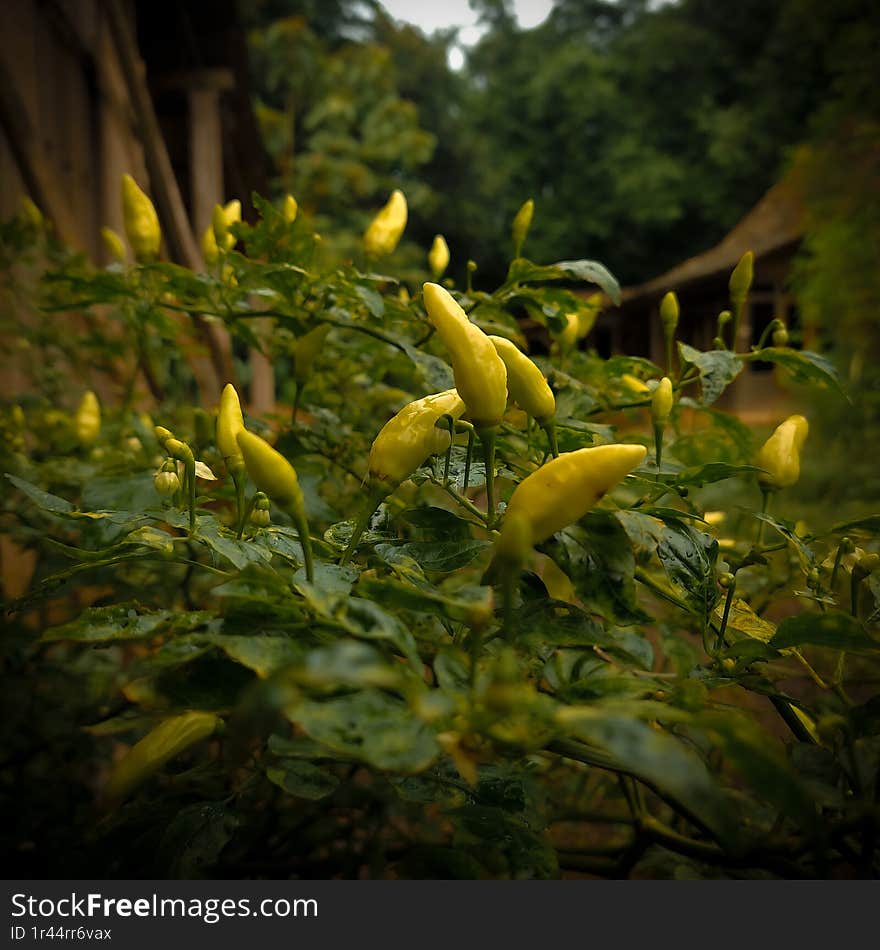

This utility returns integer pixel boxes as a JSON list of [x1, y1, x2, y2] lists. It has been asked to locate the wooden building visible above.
[[605, 175, 807, 415], [0, 0, 271, 404]]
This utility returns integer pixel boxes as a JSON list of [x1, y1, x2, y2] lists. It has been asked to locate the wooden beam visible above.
[[0, 58, 80, 244], [103, 0, 237, 400]]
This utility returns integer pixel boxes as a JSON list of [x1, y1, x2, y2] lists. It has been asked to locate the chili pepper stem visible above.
[[731, 300, 744, 353], [653, 422, 664, 474], [462, 426, 475, 491], [718, 583, 736, 650], [339, 488, 385, 566], [850, 571, 860, 619], [290, 507, 314, 582], [478, 427, 498, 528], [542, 420, 559, 459], [233, 471, 247, 539], [665, 337, 674, 377], [185, 458, 196, 534], [756, 488, 771, 548]]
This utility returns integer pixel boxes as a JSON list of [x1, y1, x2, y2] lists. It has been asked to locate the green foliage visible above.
[[1, 193, 878, 882]]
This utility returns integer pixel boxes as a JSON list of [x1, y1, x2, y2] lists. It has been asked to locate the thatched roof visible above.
[[622, 176, 805, 304]]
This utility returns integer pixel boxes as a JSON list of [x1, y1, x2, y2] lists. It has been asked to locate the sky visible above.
[[379, 0, 555, 68]]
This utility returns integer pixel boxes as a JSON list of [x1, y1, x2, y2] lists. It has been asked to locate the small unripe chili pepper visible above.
[[757, 414, 809, 490], [488, 336, 555, 424], [652, 376, 674, 425], [660, 291, 679, 372], [121, 174, 161, 261], [75, 391, 101, 447], [497, 443, 647, 548], [250, 492, 271, 527], [368, 389, 465, 492], [660, 292, 679, 335], [283, 194, 298, 222], [364, 189, 407, 258], [422, 283, 507, 430], [154, 459, 181, 496], [729, 251, 754, 304], [104, 711, 221, 805], [512, 198, 534, 257], [773, 325, 789, 346], [428, 234, 450, 279], [236, 429, 313, 580], [101, 227, 126, 263]]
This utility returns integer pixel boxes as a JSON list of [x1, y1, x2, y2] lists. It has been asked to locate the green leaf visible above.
[[156, 803, 237, 878], [285, 689, 439, 773], [391, 540, 491, 573], [399, 342, 455, 391], [266, 761, 339, 800], [832, 514, 880, 534], [551, 513, 648, 624], [42, 605, 210, 642], [6, 473, 73, 513], [201, 633, 303, 678], [714, 598, 777, 644], [449, 805, 559, 879], [677, 344, 743, 405], [505, 257, 621, 305], [656, 520, 719, 626], [750, 347, 846, 398], [556, 711, 738, 849], [770, 612, 879, 653], [673, 462, 763, 488], [291, 640, 401, 690], [702, 711, 816, 827]]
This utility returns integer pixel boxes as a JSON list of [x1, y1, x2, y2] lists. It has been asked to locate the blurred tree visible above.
[[247, 6, 438, 266]]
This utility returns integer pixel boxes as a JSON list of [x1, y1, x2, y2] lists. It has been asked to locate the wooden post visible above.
[[103, 0, 236, 401]]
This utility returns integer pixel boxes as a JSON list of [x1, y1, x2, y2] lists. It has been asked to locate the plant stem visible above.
[[653, 421, 664, 474], [542, 420, 559, 459], [462, 427, 474, 491], [291, 508, 314, 582], [339, 490, 385, 566], [233, 470, 246, 539], [756, 488, 771, 548], [478, 426, 498, 528]]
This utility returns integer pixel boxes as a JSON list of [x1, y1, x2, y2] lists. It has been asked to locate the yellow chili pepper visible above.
[[201, 224, 220, 265], [756, 414, 809, 490], [368, 389, 466, 492], [75, 391, 101, 447], [488, 336, 555, 424], [216, 383, 245, 464], [499, 443, 647, 548], [20, 196, 44, 228], [101, 227, 126, 264], [652, 376, 674, 425], [283, 194, 298, 222], [104, 711, 221, 804], [212, 199, 242, 252], [121, 174, 161, 261], [620, 373, 650, 396], [512, 198, 534, 257], [364, 189, 407, 258], [428, 234, 450, 279], [236, 429, 313, 580], [423, 283, 507, 430]]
